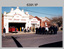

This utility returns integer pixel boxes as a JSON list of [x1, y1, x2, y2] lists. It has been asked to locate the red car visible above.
[[9, 27, 18, 33], [11, 27, 15, 32], [9, 28, 12, 32]]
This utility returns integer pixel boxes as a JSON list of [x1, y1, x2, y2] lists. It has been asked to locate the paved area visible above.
[[2, 31, 62, 47], [4, 31, 35, 36]]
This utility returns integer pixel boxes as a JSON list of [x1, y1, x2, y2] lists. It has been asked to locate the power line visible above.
[[24, 9, 58, 16]]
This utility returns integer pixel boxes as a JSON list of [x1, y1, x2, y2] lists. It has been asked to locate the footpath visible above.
[[3, 31, 35, 36]]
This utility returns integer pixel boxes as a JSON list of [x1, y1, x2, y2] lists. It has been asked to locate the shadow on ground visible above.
[[39, 41, 62, 47], [11, 36, 23, 47]]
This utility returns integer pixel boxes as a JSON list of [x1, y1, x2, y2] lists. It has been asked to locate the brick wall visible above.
[[35, 16, 51, 28], [34, 16, 41, 26], [41, 21, 45, 27], [2, 14, 4, 34], [44, 20, 51, 27]]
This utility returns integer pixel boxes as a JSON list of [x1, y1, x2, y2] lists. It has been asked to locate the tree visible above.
[[51, 16, 62, 27]]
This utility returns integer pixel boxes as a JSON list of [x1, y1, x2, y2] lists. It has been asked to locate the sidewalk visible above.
[[2, 31, 62, 36], [4, 31, 35, 36]]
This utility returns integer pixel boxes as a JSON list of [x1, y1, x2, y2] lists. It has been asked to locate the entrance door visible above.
[[31, 24, 36, 32], [9, 23, 26, 31]]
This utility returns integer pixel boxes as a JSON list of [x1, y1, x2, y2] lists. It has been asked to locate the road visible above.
[[2, 31, 62, 47]]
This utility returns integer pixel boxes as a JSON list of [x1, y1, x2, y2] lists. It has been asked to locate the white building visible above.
[[3, 7, 40, 33]]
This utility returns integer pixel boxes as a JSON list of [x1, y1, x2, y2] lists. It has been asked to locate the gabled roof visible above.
[[35, 16, 50, 21], [34, 16, 41, 21], [39, 17, 50, 21], [29, 15, 34, 19]]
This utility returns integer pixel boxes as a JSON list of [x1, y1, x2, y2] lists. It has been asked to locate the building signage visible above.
[[31, 21, 38, 23], [9, 19, 12, 20], [9, 19, 26, 21], [14, 19, 19, 20], [21, 19, 26, 21]]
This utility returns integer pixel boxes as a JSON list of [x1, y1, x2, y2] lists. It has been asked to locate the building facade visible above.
[[3, 7, 40, 33], [35, 16, 51, 27]]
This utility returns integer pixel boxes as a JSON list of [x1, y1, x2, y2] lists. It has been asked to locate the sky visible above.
[[2, 7, 62, 19]]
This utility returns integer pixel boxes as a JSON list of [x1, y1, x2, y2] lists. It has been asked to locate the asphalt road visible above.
[[2, 31, 62, 47]]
